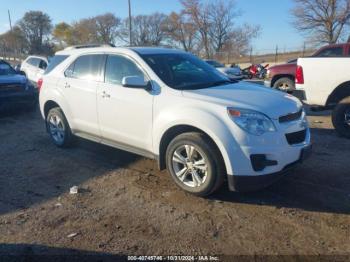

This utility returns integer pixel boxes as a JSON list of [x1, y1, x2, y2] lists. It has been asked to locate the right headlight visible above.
[[227, 107, 276, 136]]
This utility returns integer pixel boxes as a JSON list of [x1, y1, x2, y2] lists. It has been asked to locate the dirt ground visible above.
[[0, 106, 349, 260]]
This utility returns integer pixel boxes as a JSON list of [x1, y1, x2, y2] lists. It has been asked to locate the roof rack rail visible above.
[[64, 44, 115, 51]]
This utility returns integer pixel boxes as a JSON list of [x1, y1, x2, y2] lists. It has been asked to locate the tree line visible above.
[[0, 0, 260, 58], [1, 0, 349, 60]]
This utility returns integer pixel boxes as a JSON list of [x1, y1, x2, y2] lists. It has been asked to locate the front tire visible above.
[[332, 97, 350, 138], [46, 107, 73, 147], [165, 132, 224, 196]]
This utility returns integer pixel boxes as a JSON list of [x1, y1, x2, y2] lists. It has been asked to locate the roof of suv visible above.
[[56, 46, 186, 56], [25, 55, 48, 61]]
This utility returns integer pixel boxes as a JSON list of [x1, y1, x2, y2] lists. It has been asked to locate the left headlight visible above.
[[227, 108, 276, 136]]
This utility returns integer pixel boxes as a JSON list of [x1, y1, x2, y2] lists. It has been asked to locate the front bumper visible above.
[[227, 144, 312, 192]]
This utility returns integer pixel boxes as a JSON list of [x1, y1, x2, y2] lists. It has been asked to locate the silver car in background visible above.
[[205, 60, 243, 81]]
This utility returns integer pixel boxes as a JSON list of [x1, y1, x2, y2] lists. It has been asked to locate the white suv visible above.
[[39, 45, 312, 196], [21, 55, 48, 84]]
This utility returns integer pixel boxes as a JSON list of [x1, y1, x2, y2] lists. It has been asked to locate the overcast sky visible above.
[[0, 0, 305, 53]]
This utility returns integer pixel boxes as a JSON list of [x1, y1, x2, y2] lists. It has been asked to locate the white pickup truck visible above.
[[295, 57, 350, 138]]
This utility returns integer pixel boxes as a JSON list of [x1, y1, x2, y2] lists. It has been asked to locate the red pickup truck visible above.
[[264, 43, 350, 92]]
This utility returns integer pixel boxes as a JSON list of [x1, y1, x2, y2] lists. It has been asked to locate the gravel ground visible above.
[[0, 107, 349, 260]]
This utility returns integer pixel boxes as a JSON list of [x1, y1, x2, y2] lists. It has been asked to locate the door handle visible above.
[[102, 91, 111, 98], [64, 82, 70, 89]]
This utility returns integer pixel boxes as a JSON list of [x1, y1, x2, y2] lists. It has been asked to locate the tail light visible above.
[[295, 65, 304, 84], [37, 78, 43, 92]]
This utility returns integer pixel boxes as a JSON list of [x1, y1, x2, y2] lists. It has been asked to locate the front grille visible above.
[[286, 129, 306, 145], [279, 110, 302, 123]]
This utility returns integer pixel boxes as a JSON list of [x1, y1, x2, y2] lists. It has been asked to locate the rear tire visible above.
[[273, 77, 295, 92], [46, 107, 73, 147], [165, 132, 225, 197], [332, 97, 350, 138]]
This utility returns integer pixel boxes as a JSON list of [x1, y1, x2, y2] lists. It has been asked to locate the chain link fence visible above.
[[213, 45, 316, 67]]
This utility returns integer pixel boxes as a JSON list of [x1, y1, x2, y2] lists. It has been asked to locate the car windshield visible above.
[[0, 62, 16, 76], [206, 60, 224, 68], [141, 53, 231, 90]]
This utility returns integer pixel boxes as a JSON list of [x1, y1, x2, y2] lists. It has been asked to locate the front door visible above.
[[97, 54, 154, 153]]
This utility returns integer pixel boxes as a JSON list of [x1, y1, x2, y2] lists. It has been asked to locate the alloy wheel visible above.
[[48, 114, 65, 144], [278, 82, 290, 91], [172, 145, 208, 188]]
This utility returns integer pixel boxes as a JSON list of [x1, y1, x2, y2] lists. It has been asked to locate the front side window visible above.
[[65, 55, 105, 82], [315, 47, 343, 57], [141, 53, 229, 90], [105, 55, 145, 85]]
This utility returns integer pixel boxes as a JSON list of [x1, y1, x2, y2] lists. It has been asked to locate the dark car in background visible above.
[[265, 42, 350, 92], [0, 60, 38, 112]]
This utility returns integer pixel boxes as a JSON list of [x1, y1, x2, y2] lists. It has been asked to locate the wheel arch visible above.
[[326, 81, 350, 107], [44, 100, 61, 118], [158, 125, 226, 172]]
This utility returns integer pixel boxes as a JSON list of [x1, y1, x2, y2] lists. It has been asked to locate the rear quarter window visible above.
[[315, 47, 344, 57], [27, 58, 40, 67], [44, 55, 69, 74]]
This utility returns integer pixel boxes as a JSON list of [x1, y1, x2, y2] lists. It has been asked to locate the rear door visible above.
[[61, 54, 105, 137], [36, 59, 48, 82]]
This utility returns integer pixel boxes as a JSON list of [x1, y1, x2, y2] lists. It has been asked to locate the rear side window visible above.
[[27, 58, 40, 67], [45, 55, 68, 74], [315, 47, 343, 57], [105, 55, 145, 85], [65, 55, 105, 82]]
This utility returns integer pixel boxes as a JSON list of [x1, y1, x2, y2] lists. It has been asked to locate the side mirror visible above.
[[18, 71, 26, 76], [122, 76, 151, 91]]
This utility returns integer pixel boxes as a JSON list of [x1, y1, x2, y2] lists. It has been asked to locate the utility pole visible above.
[[8, 10, 13, 31], [249, 47, 253, 64], [128, 0, 132, 46], [275, 45, 278, 63]]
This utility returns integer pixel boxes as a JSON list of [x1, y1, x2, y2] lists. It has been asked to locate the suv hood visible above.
[[0, 74, 27, 85], [182, 82, 302, 119]]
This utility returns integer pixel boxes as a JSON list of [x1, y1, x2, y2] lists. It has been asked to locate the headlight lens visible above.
[[228, 108, 276, 135]]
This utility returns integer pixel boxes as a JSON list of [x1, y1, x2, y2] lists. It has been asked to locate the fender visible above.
[[39, 86, 75, 130], [153, 106, 240, 176]]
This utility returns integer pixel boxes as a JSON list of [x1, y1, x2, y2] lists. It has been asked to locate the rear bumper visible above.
[[0, 92, 38, 110], [227, 144, 312, 192]]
